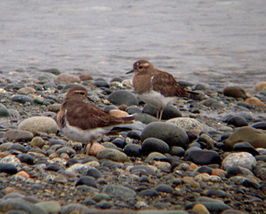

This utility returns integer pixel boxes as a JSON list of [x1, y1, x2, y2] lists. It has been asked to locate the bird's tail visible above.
[[121, 115, 135, 123]]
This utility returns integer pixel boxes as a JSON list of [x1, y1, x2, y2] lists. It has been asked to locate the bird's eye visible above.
[[138, 66, 143, 70], [76, 91, 85, 95]]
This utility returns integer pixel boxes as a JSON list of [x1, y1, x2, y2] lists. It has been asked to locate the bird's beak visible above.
[[126, 69, 134, 74]]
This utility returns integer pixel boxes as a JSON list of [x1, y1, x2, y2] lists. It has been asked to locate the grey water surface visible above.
[[0, 0, 265, 88]]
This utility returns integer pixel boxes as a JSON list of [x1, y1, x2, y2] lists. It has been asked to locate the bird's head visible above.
[[65, 86, 94, 102], [126, 60, 153, 74]]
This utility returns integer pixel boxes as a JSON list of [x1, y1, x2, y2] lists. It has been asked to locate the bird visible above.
[[57, 86, 134, 154], [127, 60, 188, 120]]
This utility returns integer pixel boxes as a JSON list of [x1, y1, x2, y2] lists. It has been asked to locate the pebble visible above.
[[96, 148, 129, 162], [227, 116, 248, 127], [54, 73, 81, 84], [61, 203, 90, 214], [141, 137, 170, 155], [11, 95, 33, 104], [0, 103, 10, 117], [167, 117, 214, 135], [0, 198, 47, 214], [254, 81, 266, 91], [144, 152, 166, 163], [103, 184, 136, 200], [232, 142, 259, 156], [185, 149, 220, 165], [245, 97, 265, 107], [251, 121, 266, 130], [4, 129, 33, 142], [222, 152, 257, 170], [76, 176, 97, 188], [141, 122, 189, 148], [192, 203, 210, 214], [143, 104, 182, 120], [155, 184, 174, 194], [224, 126, 266, 149], [223, 86, 247, 99], [124, 144, 142, 157], [134, 112, 158, 124], [35, 200, 61, 213], [86, 168, 102, 179], [0, 163, 18, 174], [108, 90, 138, 106], [202, 98, 225, 109], [18, 116, 58, 134]]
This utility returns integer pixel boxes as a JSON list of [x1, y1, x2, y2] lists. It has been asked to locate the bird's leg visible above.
[[158, 108, 164, 120], [156, 109, 159, 119], [84, 142, 94, 155]]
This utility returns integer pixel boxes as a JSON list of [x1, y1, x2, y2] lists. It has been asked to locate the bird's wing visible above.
[[66, 102, 125, 130], [152, 70, 188, 97]]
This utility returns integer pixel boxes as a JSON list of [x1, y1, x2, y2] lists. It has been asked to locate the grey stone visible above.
[[108, 90, 138, 106], [103, 184, 136, 200], [141, 122, 189, 148]]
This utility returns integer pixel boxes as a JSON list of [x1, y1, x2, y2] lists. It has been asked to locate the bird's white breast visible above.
[[138, 90, 177, 110]]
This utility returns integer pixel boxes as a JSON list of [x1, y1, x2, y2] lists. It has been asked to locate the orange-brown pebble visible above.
[[79, 74, 93, 81], [182, 176, 200, 188], [16, 170, 30, 179], [245, 97, 265, 107], [86, 142, 105, 156], [54, 73, 81, 84], [3, 186, 22, 195], [109, 109, 130, 118], [190, 162, 198, 170], [192, 203, 210, 214], [255, 81, 266, 91], [211, 168, 226, 177]]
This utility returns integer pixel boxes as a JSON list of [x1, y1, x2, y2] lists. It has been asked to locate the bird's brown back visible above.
[[152, 69, 188, 97]]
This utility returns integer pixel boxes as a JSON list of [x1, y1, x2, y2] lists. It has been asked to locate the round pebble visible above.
[[18, 116, 58, 134], [141, 137, 170, 155], [222, 152, 257, 170], [141, 122, 189, 148]]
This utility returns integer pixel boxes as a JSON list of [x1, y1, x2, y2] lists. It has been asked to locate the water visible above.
[[0, 0, 265, 88]]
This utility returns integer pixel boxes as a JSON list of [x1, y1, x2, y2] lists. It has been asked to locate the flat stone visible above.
[[36, 201, 61, 213], [4, 129, 33, 142], [0, 198, 47, 214], [185, 149, 221, 165], [129, 165, 156, 176], [61, 203, 90, 214], [103, 184, 136, 200], [11, 95, 33, 104], [224, 126, 266, 149], [96, 148, 129, 162]]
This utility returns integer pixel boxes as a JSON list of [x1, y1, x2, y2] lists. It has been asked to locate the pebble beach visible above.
[[0, 68, 265, 214]]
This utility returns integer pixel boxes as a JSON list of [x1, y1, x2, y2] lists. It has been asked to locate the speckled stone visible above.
[[18, 116, 58, 134], [222, 152, 257, 170]]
